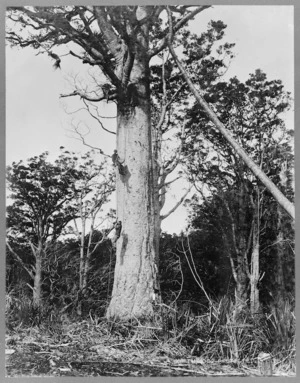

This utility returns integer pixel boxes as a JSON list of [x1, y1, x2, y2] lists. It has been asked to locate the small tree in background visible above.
[[182, 70, 294, 318], [6, 150, 99, 308], [65, 150, 115, 315]]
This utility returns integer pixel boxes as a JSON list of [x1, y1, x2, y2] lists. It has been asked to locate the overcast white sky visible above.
[[6, 5, 294, 234]]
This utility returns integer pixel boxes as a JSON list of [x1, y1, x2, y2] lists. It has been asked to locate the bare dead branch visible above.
[[161, 175, 181, 189], [82, 99, 116, 135], [60, 88, 117, 102], [66, 122, 110, 156], [161, 185, 192, 221], [69, 50, 104, 66]]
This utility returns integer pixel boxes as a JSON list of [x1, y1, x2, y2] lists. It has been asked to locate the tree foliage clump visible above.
[[179, 69, 294, 315], [7, 151, 83, 244], [6, 150, 115, 309]]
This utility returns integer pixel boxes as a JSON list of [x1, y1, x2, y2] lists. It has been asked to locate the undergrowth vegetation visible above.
[[6, 231, 295, 376], [6, 288, 296, 376]]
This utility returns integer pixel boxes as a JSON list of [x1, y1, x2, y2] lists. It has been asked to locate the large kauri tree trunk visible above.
[[106, 53, 159, 320]]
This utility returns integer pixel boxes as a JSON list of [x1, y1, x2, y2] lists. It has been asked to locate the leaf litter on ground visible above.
[[5, 317, 296, 377]]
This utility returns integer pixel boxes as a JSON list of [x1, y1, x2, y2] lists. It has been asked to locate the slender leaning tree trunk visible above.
[[33, 239, 43, 308], [250, 187, 260, 315], [233, 187, 250, 321], [250, 227, 260, 314], [106, 35, 159, 320], [234, 251, 249, 321]]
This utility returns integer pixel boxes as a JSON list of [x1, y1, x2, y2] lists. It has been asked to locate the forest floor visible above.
[[5, 319, 296, 378]]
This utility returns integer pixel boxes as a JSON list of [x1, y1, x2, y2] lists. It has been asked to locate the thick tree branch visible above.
[[92, 7, 125, 80]]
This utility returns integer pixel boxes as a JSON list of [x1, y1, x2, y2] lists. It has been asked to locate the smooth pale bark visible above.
[[106, 53, 159, 320], [33, 240, 43, 308], [106, 107, 158, 319], [250, 188, 260, 315], [79, 218, 86, 291], [250, 234, 260, 314]]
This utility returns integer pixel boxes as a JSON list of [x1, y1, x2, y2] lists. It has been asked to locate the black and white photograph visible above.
[[4, 2, 296, 378]]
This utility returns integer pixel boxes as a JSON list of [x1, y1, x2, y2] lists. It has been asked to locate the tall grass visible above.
[[6, 287, 295, 373], [157, 295, 295, 370], [264, 297, 296, 372]]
